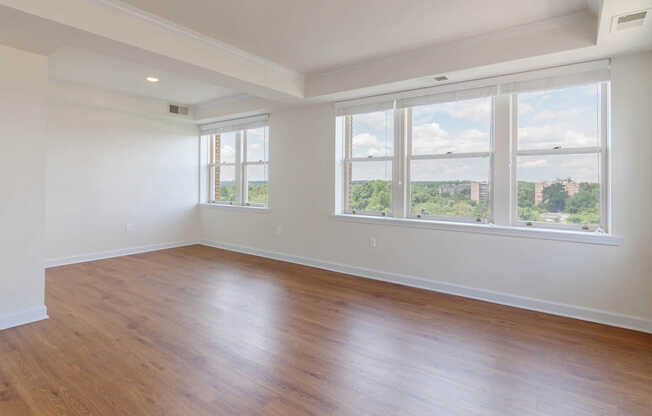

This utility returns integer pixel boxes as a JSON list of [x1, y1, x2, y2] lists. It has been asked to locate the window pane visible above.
[[246, 164, 268, 205], [351, 110, 394, 158], [411, 97, 492, 155], [516, 153, 600, 226], [347, 160, 392, 213], [518, 84, 600, 150], [246, 127, 268, 162], [214, 165, 236, 202], [410, 158, 490, 219], [216, 132, 236, 164]]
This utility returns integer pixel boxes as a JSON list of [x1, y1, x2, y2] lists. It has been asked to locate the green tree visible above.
[[518, 207, 542, 222], [566, 183, 599, 214], [542, 183, 567, 212], [518, 182, 535, 209], [352, 180, 391, 213], [219, 183, 235, 201], [247, 183, 268, 204], [568, 207, 600, 225]]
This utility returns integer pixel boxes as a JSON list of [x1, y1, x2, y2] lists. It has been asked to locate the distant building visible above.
[[439, 183, 469, 196], [534, 178, 580, 205], [470, 182, 489, 203]]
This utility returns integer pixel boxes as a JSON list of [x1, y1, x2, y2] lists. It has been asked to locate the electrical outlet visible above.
[[369, 237, 377, 248]]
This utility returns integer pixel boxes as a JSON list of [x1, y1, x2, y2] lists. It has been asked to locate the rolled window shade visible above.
[[333, 59, 610, 114], [334, 96, 395, 116], [498, 68, 610, 95], [396, 86, 497, 109], [200, 114, 269, 135]]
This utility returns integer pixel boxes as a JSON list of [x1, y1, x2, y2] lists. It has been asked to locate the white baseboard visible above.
[[200, 239, 652, 334], [44, 240, 200, 268], [0, 305, 48, 332]]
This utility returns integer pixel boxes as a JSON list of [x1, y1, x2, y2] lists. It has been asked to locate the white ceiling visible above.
[[49, 47, 237, 105], [1, 0, 651, 115], [117, 0, 589, 73]]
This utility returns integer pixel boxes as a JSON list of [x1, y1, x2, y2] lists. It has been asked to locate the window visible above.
[[244, 127, 269, 206], [408, 97, 493, 222], [334, 61, 611, 235], [343, 110, 394, 216], [212, 131, 237, 203], [513, 84, 607, 231], [202, 115, 270, 208]]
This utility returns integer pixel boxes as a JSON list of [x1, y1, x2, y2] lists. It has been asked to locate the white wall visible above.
[[0, 45, 48, 328], [200, 51, 652, 331], [45, 82, 200, 263]]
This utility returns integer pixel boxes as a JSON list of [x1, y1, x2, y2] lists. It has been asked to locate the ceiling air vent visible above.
[[612, 10, 648, 31], [434, 75, 448, 82], [169, 104, 189, 116]]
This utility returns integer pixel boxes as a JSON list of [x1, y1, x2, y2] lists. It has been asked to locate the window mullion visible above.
[[410, 152, 491, 160], [208, 135, 216, 202], [509, 94, 520, 226], [349, 156, 394, 162], [392, 107, 406, 218], [405, 108, 413, 219], [344, 116, 352, 212], [516, 147, 602, 156], [600, 82, 610, 233], [234, 131, 243, 204], [493, 94, 511, 226], [242, 130, 249, 205]]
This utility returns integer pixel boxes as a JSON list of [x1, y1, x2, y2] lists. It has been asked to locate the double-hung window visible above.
[[201, 114, 270, 208], [335, 60, 613, 238], [341, 109, 395, 216], [513, 83, 608, 231], [406, 95, 493, 223]]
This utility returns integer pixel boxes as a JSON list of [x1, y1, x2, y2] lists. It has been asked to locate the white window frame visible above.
[[338, 100, 495, 223], [341, 111, 396, 217], [241, 127, 270, 208], [208, 130, 241, 205], [405, 102, 495, 224], [333, 60, 615, 240], [509, 82, 609, 233], [202, 115, 270, 209]]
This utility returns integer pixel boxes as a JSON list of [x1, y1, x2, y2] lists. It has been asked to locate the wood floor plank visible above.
[[0, 244, 650, 415]]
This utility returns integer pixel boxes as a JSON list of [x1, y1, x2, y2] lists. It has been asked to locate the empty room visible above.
[[1, 0, 652, 414]]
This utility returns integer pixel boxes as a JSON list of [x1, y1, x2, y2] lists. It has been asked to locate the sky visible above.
[[348, 83, 601, 183]]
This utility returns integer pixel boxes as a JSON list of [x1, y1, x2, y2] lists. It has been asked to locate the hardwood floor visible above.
[[0, 245, 650, 415]]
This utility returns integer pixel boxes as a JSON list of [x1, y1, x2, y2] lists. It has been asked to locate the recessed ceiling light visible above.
[[146, 76, 160, 83]]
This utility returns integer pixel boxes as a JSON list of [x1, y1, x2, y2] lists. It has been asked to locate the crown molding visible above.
[[95, 0, 301, 77]]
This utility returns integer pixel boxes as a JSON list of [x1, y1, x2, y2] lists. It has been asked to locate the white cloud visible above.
[[412, 122, 449, 154], [531, 107, 585, 123], [411, 158, 489, 182], [412, 124, 489, 154], [520, 159, 548, 168], [221, 145, 235, 158], [564, 131, 595, 147], [353, 133, 381, 147], [518, 155, 598, 183], [435, 98, 491, 123], [518, 126, 597, 149], [352, 133, 392, 157], [518, 102, 534, 116]]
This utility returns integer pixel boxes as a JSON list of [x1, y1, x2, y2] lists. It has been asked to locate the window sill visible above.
[[330, 214, 622, 246], [200, 203, 271, 213]]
